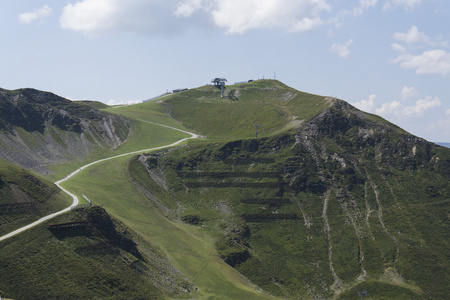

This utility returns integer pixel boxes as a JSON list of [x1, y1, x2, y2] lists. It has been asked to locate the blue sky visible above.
[[1, 0, 449, 142]]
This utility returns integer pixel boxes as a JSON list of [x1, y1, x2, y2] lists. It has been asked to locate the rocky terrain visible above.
[[0, 88, 130, 174], [0, 81, 448, 299], [131, 94, 449, 299]]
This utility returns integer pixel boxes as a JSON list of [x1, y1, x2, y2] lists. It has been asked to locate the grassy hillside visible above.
[[78, 100, 110, 110], [103, 97, 184, 129], [127, 97, 449, 298], [132, 142, 448, 298], [57, 154, 277, 299], [0, 206, 193, 299], [0, 158, 71, 236], [157, 80, 331, 140], [0, 80, 448, 299], [46, 116, 190, 182]]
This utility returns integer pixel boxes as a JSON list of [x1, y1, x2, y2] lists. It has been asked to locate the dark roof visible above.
[[211, 78, 227, 83]]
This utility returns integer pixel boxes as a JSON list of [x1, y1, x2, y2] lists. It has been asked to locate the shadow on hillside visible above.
[[48, 226, 91, 240]]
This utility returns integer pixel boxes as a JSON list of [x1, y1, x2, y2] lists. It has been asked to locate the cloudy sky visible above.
[[1, 0, 449, 142]]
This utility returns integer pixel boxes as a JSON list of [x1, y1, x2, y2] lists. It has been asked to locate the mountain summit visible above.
[[0, 80, 448, 299], [131, 80, 450, 298]]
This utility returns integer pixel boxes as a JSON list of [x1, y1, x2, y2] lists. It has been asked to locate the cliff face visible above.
[[132, 99, 449, 299], [0, 88, 130, 173]]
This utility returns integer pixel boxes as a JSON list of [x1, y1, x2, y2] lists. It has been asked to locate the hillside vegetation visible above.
[[0, 206, 193, 299], [126, 81, 449, 298], [162, 80, 331, 139], [0, 158, 71, 236], [0, 80, 448, 299]]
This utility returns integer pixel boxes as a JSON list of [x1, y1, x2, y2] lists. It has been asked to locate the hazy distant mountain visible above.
[[436, 142, 450, 148]]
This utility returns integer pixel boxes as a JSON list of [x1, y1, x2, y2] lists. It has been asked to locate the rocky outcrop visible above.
[[142, 99, 449, 299], [0, 88, 130, 174]]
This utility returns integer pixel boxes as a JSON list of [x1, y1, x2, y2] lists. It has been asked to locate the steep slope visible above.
[[0, 206, 192, 299], [128, 84, 449, 299], [1, 80, 447, 299], [0, 88, 130, 174], [0, 157, 71, 236]]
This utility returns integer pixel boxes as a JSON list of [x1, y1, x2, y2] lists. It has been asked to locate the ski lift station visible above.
[[211, 78, 227, 97]]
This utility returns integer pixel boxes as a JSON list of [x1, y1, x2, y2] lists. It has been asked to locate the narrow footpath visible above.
[[0, 122, 199, 242]]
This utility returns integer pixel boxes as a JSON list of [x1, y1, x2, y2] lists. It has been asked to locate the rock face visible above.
[[133, 98, 449, 299], [0, 88, 130, 173]]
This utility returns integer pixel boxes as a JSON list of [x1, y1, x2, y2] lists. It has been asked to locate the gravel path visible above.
[[0, 122, 199, 243]]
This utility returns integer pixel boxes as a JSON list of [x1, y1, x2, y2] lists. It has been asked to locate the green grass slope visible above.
[[1, 80, 448, 299], [57, 154, 278, 300], [47, 117, 190, 181], [103, 97, 184, 130], [0, 158, 71, 236], [0, 206, 193, 299], [153, 80, 331, 140]]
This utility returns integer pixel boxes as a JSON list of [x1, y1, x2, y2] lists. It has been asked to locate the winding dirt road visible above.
[[0, 122, 199, 242]]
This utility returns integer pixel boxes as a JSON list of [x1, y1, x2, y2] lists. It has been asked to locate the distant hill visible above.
[[0, 88, 130, 174], [436, 142, 450, 148], [77, 100, 110, 110]]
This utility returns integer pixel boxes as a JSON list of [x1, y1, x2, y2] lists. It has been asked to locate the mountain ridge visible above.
[[0, 87, 130, 174], [0, 80, 448, 299], [124, 81, 448, 298]]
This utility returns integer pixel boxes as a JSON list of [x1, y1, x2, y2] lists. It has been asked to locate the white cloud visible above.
[[353, 0, 378, 16], [60, 0, 193, 37], [211, 0, 330, 34], [60, 0, 120, 35], [401, 86, 418, 99], [446, 109, 450, 116], [391, 43, 406, 53], [363, 87, 442, 119], [383, 0, 421, 11], [107, 99, 142, 106], [352, 94, 377, 112], [391, 49, 450, 75], [336, 0, 378, 19], [376, 100, 402, 115], [18, 5, 53, 24], [330, 39, 353, 58], [174, 0, 206, 17], [402, 96, 441, 116], [375, 96, 441, 117], [59, 0, 331, 36], [393, 25, 429, 44], [391, 26, 450, 75]]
